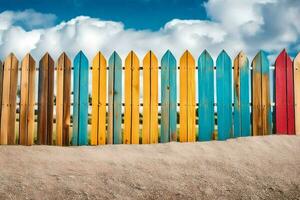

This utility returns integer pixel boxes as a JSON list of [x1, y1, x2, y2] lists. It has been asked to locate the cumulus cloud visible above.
[[0, 0, 299, 64]]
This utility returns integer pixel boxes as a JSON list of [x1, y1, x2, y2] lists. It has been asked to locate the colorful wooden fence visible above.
[[0, 49, 299, 146]]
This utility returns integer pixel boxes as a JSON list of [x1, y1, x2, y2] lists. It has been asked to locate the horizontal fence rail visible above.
[[0, 49, 299, 146]]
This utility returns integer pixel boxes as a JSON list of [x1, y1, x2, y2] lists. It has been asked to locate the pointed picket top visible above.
[[162, 50, 176, 68], [180, 50, 195, 71], [253, 50, 269, 74], [276, 49, 292, 66], [93, 51, 106, 69], [58, 52, 68, 59], [22, 53, 35, 70], [252, 50, 262, 71], [276, 49, 287, 61], [237, 50, 246, 59], [5, 53, 18, 70], [253, 50, 267, 61], [125, 51, 139, 70], [58, 52, 71, 65], [143, 50, 158, 70], [163, 49, 173, 57], [74, 51, 88, 69], [295, 52, 300, 68], [6, 52, 17, 60], [109, 51, 122, 68], [198, 49, 213, 64], [41, 52, 54, 64], [201, 49, 211, 57], [217, 50, 231, 64], [235, 51, 249, 68], [74, 51, 88, 61]]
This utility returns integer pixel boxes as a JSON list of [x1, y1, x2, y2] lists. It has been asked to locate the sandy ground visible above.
[[0, 135, 300, 200]]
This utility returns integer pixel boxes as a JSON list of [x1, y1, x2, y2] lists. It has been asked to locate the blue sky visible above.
[[0, 0, 299, 61], [0, 0, 208, 30]]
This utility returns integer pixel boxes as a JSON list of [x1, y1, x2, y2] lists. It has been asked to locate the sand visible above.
[[0, 135, 300, 200]]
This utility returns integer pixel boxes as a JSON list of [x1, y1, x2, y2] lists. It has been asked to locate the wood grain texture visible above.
[[72, 51, 89, 146], [180, 51, 195, 142], [161, 50, 177, 143], [56, 53, 71, 146], [0, 53, 18, 145], [0, 61, 3, 137], [91, 52, 107, 145], [198, 50, 214, 141], [108, 52, 122, 144], [37, 53, 54, 145], [142, 51, 158, 144], [124, 51, 140, 144], [216, 50, 232, 140], [275, 50, 295, 134], [233, 51, 250, 137], [252, 50, 272, 136], [19, 54, 36, 145], [293, 52, 300, 135]]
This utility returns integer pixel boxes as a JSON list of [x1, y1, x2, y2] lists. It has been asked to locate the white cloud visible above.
[[0, 0, 299, 64], [0, 9, 56, 30]]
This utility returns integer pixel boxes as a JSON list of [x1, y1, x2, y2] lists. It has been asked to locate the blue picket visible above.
[[234, 52, 250, 137], [216, 50, 232, 140], [161, 50, 177, 142], [198, 50, 214, 141], [72, 51, 89, 145], [108, 51, 122, 144]]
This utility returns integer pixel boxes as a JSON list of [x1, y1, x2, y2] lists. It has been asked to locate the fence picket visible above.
[[293, 52, 300, 135], [91, 52, 107, 145], [216, 50, 232, 140], [161, 50, 177, 142], [72, 51, 89, 145], [142, 51, 158, 144], [198, 50, 214, 141], [124, 51, 140, 144], [37, 53, 54, 145], [180, 51, 195, 142], [108, 52, 122, 144], [0, 60, 3, 141], [56, 53, 71, 146], [252, 50, 272, 136], [234, 52, 250, 137], [19, 54, 36, 145], [275, 50, 295, 134], [0, 53, 18, 145]]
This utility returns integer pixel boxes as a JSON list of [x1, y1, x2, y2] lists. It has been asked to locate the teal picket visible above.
[[198, 50, 214, 141], [261, 51, 272, 135], [108, 51, 122, 144], [216, 50, 232, 140], [161, 50, 177, 142], [234, 52, 250, 137], [72, 51, 89, 145]]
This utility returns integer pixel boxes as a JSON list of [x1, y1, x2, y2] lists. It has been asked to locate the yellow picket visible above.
[[294, 52, 300, 135], [124, 51, 140, 144], [91, 52, 107, 145], [180, 51, 195, 142], [19, 54, 36, 146], [142, 51, 158, 144], [0, 53, 18, 145]]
